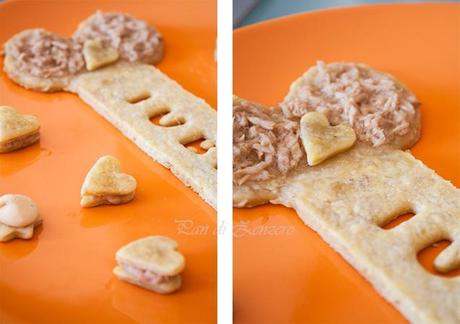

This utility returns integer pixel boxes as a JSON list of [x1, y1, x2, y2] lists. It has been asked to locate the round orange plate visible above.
[[0, 1, 216, 323], [234, 3, 459, 323]]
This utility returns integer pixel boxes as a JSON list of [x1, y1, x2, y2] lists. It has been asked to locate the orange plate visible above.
[[233, 3, 459, 324], [0, 1, 216, 323]]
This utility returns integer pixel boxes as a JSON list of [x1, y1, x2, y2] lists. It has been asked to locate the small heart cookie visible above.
[[114, 236, 185, 294], [83, 39, 119, 71], [80, 155, 137, 207], [300, 112, 356, 166], [0, 106, 40, 153], [0, 194, 42, 242]]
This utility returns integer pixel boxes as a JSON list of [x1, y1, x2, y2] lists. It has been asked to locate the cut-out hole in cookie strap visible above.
[[417, 240, 460, 278], [380, 212, 415, 230], [126, 92, 151, 104], [183, 137, 213, 155], [150, 110, 185, 127]]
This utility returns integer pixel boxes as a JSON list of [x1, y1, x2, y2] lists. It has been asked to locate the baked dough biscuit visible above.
[[2, 29, 83, 92], [83, 39, 119, 71], [72, 11, 164, 65], [0, 194, 42, 242], [114, 236, 185, 294], [80, 155, 137, 208], [282, 62, 421, 150], [0, 106, 40, 153], [0, 219, 42, 242], [300, 112, 356, 166]]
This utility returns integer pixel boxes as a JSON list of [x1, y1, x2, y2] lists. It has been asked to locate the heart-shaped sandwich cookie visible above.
[[300, 112, 356, 166], [0, 106, 40, 153], [0, 194, 42, 242], [83, 39, 119, 71], [114, 236, 185, 294], [80, 155, 137, 207]]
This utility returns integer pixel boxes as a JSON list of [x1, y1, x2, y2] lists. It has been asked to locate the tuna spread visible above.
[[282, 61, 420, 148], [120, 262, 177, 286], [4, 29, 84, 78], [72, 11, 163, 63], [233, 97, 304, 186]]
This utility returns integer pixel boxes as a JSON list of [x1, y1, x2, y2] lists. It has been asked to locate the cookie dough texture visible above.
[[278, 144, 460, 323], [71, 62, 217, 208]]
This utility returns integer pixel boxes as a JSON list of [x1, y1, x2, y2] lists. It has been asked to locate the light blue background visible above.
[[235, 0, 459, 27]]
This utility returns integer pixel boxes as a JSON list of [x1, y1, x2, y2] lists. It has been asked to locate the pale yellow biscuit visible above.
[[0, 218, 42, 242], [0, 106, 40, 153], [80, 155, 137, 208], [83, 39, 119, 71], [300, 112, 356, 166], [114, 236, 185, 294]]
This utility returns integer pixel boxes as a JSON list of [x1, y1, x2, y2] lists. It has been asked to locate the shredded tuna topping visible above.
[[121, 262, 176, 285], [72, 11, 162, 63], [233, 98, 304, 185], [4, 29, 84, 78], [281, 61, 420, 147]]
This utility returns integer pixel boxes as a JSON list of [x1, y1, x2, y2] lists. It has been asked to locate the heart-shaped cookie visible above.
[[80, 155, 137, 207], [300, 112, 356, 166], [83, 39, 119, 71], [0, 106, 40, 153], [114, 236, 185, 294]]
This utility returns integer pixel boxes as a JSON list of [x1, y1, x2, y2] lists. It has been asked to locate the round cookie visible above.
[[72, 11, 164, 65], [3, 29, 84, 92], [281, 62, 421, 150]]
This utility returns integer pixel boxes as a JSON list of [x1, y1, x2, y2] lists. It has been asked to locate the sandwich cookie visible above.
[[0, 194, 42, 242], [80, 155, 137, 207], [0, 106, 40, 153], [114, 236, 185, 294]]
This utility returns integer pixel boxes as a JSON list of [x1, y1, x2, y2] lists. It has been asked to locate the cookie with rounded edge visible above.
[[72, 11, 164, 65], [0, 194, 42, 242], [80, 155, 137, 207], [114, 236, 185, 294], [0, 106, 40, 153], [3, 29, 82, 92], [282, 62, 421, 150]]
